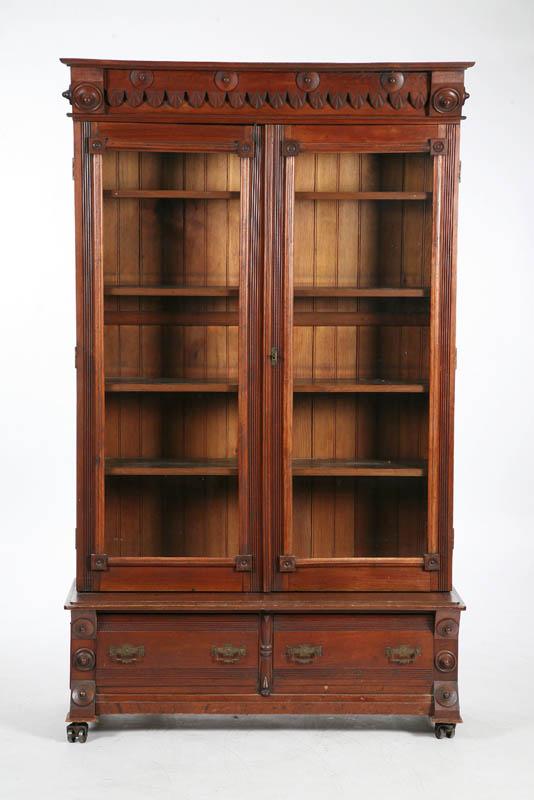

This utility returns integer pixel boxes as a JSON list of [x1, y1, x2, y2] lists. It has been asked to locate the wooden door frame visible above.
[[74, 120, 263, 591]]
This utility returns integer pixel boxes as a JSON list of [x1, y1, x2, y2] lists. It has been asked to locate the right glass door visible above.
[[278, 128, 439, 591]]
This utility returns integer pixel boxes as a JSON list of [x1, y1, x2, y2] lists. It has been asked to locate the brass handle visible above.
[[286, 644, 323, 664], [108, 644, 145, 664], [211, 644, 247, 663], [385, 645, 421, 665]]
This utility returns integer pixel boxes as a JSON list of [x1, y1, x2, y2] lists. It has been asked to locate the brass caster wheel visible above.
[[434, 723, 456, 739], [67, 722, 89, 743]]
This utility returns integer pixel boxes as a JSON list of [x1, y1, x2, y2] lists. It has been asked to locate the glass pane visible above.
[[102, 150, 241, 557], [291, 151, 432, 558]]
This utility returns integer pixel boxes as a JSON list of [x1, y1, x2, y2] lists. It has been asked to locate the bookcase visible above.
[[62, 59, 472, 741]]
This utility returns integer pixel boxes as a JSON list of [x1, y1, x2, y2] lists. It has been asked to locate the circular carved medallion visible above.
[[435, 650, 457, 672], [130, 69, 154, 88], [436, 618, 459, 638], [432, 87, 461, 113], [72, 617, 96, 639], [380, 71, 405, 92], [214, 71, 238, 91], [73, 648, 96, 671], [71, 83, 104, 112], [296, 71, 320, 91], [435, 686, 458, 707], [71, 684, 95, 706]]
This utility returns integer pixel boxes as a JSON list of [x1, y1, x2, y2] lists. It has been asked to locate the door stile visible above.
[[428, 124, 460, 591], [74, 121, 105, 591], [239, 124, 263, 591]]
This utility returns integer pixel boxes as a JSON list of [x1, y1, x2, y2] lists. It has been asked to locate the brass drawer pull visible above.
[[109, 644, 145, 664], [211, 644, 247, 663], [286, 644, 323, 664], [385, 645, 421, 665]]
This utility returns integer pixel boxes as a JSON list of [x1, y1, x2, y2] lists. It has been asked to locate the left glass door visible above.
[[87, 124, 259, 590]]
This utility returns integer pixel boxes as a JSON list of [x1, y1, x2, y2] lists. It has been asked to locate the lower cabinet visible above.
[[68, 606, 461, 731]]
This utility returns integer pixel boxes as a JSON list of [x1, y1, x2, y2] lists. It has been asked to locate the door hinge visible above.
[[72, 157, 75, 180], [278, 555, 296, 572], [458, 160, 462, 182], [454, 347, 458, 371], [234, 554, 252, 572], [74, 346, 78, 370], [452, 527, 455, 549], [270, 346, 279, 366], [90, 553, 109, 571], [423, 553, 440, 571]]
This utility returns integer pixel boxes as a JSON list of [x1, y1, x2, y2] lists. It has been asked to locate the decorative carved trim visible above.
[[236, 140, 254, 158], [72, 648, 96, 671], [435, 617, 459, 638], [214, 70, 238, 91], [71, 612, 96, 640], [278, 555, 296, 572], [90, 553, 108, 571], [430, 138, 448, 155], [432, 87, 465, 114], [435, 650, 457, 672], [281, 140, 301, 157], [434, 681, 459, 708], [234, 554, 253, 572], [71, 83, 104, 112], [259, 614, 273, 696], [89, 137, 107, 153], [71, 680, 96, 707], [97, 71, 431, 115], [424, 553, 441, 571], [296, 71, 320, 91]]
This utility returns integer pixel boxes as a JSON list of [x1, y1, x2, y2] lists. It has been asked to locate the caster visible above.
[[67, 722, 88, 743], [434, 723, 456, 739]]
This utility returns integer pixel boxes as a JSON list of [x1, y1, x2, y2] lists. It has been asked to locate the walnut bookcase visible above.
[[62, 59, 472, 742]]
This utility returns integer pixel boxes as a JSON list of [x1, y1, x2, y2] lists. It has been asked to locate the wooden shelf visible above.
[[293, 311, 429, 327], [105, 190, 240, 199], [293, 379, 427, 394], [104, 285, 239, 297], [295, 191, 430, 201], [106, 458, 238, 476], [294, 286, 429, 298], [292, 459, 427, 477], [104, 311, 238, 326], [106, 378, 238, 393]]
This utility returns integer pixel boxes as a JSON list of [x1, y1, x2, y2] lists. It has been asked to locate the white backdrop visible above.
[[1, 1, 533, 798]]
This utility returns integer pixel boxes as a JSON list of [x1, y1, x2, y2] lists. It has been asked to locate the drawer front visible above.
[[273, 614, 434, 694], [97, 614, 259, 694]]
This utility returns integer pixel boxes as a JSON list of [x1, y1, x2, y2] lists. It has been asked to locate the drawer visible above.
[[97, 614, 259, 694], [273, 614, 434, 694]]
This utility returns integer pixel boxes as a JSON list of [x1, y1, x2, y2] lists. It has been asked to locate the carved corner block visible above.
[[68, 680, 96, 722], [278, 555, 296, 572]]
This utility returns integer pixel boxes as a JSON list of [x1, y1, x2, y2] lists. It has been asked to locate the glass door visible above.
[[88, 124, 260, 591], [276, 125, 439, 591]]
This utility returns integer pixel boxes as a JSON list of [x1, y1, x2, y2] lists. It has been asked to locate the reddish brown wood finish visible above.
[[64, 59, 470, 735]]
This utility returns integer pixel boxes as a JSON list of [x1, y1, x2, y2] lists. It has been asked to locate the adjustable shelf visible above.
[[294, 286, 429, 298], [295, 191, 430, 201], [105, 458, 238, 476], [292, 459, 427, 477], [106, 378, 238, 393], [104, 285, 239, 297], [293, 379, 428, 394], [105, 190, 240, 199]]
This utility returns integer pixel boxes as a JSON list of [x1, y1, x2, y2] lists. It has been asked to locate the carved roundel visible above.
[[432, 87, 462, 113], [296, 71, 320, 91], [130, 69, 154, 88], [71, 683, 96, 706], [72, 617, 96, 639], [71, 83, 104, 112], [214, 70, 238, 91], [435, 685, 458, 707], [436, 618, 459, 638], [435, 650, 457, 672], [73, 648, 96, 671], [380, 71, 405, 92]]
